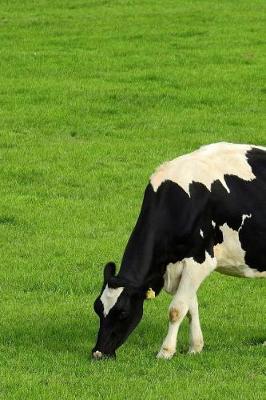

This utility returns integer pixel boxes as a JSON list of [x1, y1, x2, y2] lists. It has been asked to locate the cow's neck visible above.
[[118, 234, 156, 289], [117, 184, 172, 292], [117, 226, 169, 293]]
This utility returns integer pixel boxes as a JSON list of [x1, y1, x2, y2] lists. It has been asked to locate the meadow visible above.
[[0, 0, 265, 398]]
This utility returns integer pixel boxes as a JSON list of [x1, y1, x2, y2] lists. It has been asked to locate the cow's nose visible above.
[[92, 350, 103, 360]]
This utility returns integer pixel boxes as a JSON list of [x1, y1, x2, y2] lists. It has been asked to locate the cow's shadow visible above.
[[2, 312, 98, 359], [246, 337, 266, 346]]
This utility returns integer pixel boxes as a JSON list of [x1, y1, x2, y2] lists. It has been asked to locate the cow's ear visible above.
[[104, 262, 116, 282]]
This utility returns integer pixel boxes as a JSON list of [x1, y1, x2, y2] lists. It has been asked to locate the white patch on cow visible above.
[[239, 213, 252, 230], [200, 229, 204, 238], [163, 261, 184, 294], [184, 251, 218, 273], [150, 142, 259, 195], [214, 221, 265, 278], [163, 252, 218, 297], [100, 284, 124, 317], [212, 220, 216, 228]]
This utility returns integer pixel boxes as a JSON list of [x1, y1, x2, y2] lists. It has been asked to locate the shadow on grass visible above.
[[0, 216, 17, 225], [0, 314, 97, 359], [246, 337, 266, 346]]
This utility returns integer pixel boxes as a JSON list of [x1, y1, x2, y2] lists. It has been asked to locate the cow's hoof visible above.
[[156, 348, 175, 360], [188, 347, 202, 355], [188, 339, 204, 354]]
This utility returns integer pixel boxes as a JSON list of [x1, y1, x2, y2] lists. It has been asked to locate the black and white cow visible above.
[[92, 142, 266, 360]]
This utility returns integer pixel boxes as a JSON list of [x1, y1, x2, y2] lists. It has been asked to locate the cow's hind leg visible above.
[[157, 254, 216, 359]]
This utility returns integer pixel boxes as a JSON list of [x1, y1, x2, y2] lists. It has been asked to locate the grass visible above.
[[0, 0, 265, 398]]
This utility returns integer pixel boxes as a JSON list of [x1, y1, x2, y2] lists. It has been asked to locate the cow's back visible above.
[[150, 142, 266, 194], [150, 142, 266, 276]]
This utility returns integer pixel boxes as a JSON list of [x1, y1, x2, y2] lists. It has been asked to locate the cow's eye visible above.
[[119, 311, 128, 320]]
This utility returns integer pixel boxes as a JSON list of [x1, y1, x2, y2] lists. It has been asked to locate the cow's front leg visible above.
[[156, 299, 188, 359], [156, 294, 202, 359], [157, 254, 216, 359], [187, 294, 204, 354]]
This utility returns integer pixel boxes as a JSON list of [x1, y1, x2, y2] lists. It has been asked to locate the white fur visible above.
[[100, 285, 124, 317], [214, 218, 266, 278], [158, 253, 217, 359], [150, 142, 260, 195], [240, 214, 252, 230], [163, 261, 203, 356], [187, 295, 204, 355]]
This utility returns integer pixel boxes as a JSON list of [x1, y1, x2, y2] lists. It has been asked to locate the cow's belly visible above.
[[214, 223, 266, 278], [215, 264, 266, 278]]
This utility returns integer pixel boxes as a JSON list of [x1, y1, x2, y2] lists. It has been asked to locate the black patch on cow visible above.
[[247, 147, 266, 179]]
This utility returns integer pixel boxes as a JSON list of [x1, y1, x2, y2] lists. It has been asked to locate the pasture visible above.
[[0, 0, 265, 398]]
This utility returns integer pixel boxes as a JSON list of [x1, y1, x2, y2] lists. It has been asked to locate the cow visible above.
[[92, 142, 266, 360]]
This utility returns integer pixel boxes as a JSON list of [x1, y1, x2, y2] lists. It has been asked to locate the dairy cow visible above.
[[92, 143, 266, 360]]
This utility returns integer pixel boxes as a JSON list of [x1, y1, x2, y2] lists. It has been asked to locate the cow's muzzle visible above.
[[92, 350, 116, 360]]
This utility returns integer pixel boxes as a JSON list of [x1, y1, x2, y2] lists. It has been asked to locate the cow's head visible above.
[[92, 262, 146, 360]]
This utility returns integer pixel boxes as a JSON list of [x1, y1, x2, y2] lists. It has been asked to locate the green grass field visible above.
[[0, 0, 265, 398]]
